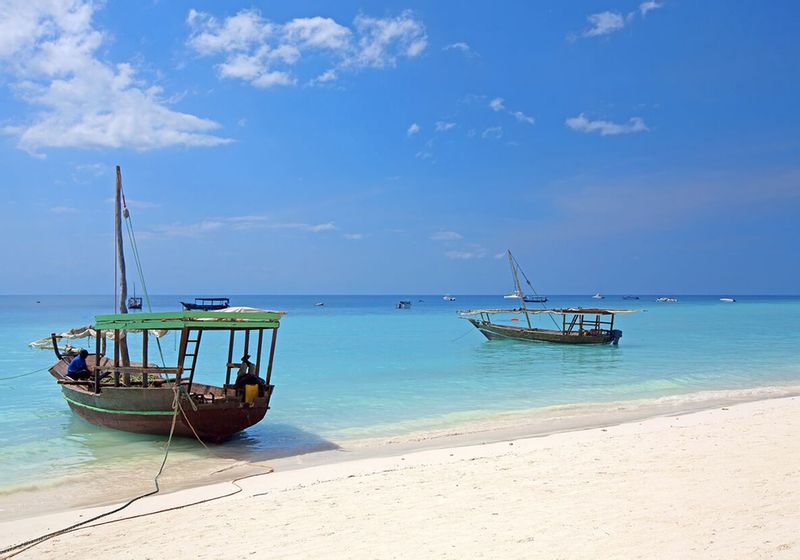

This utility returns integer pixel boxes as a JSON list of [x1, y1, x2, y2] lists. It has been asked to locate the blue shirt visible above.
[[67, 355, 88, 374]]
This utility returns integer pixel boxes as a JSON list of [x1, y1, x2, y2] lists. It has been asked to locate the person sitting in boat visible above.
[[66, 349, 92, 380], [234, 353, 265, 393]]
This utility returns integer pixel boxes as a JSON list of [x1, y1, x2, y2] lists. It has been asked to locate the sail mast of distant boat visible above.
[[115, 165, 130, 367], [508, 250, 532, 328]]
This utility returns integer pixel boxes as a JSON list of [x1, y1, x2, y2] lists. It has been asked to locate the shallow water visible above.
[[1, 294, 798, 493]]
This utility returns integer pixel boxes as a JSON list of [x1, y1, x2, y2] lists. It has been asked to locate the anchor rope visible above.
[[0, 387, 271, 559]]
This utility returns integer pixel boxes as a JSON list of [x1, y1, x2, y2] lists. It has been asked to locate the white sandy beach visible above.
[[2, 394, 799, 559]]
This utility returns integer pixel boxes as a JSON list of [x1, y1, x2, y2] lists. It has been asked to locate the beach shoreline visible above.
[[2, 382, 800, 524], [2, 392, 799, 558]]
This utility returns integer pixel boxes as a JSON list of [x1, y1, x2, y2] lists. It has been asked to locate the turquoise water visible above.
[[1, 294, 799, 491]]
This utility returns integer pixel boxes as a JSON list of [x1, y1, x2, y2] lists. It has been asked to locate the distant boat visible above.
[[180, 297, 230, 311], [592, 293, 604, 300], [460, 250, 634, 345], [127, 283, 142, 310], [396, 300, 412, 309], [443, 295, 456, 301], [622, 295, 640, 300], [720, 297, 736, 303], [524, 296, 548, 303], [314, 302, 325, 307], [656, 297, 678, 303], [504, 291, 522, 299]]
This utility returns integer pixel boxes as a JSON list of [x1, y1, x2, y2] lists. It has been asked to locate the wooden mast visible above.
[[508, 250, 532, 329], [115, 165, 130, 367]]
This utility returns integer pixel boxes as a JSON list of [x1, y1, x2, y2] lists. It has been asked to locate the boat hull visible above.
[[468, 319, 617, 345], [180, 302, 229, 311], [61, 384, 270, 443], [52, 360, 271, 443]]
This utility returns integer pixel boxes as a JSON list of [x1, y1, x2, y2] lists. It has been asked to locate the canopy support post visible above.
[[255, 329, 264, 376], [265, 328, 278, 387], [142, 330, 149, 388]]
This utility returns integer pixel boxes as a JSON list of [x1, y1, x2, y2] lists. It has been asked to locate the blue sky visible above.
[[0, 0, 798, 295]]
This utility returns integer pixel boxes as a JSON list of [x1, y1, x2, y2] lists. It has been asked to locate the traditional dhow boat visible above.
[[460, 250, 635, 345], [48, 309, 284, 443], [459, 307, 633, 345]]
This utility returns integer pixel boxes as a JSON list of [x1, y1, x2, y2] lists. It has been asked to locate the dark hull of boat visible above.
[[180, 302, 229, 311], [51, 361, 270, 443], [468, 319, 616, 345]]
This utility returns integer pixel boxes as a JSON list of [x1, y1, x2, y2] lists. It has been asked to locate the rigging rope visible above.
[[0, 366, 51, 383], [511, 254, 562, 330], [120, 190, 166, 368]]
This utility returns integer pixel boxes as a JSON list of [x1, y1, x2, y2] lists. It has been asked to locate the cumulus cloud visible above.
[[187, 8, 427, 88], [445, 249, 486, 260], [343, 233, 365, 240], [580, 2, 664, 39], [639, 1, 664, 17], [512, 111, 535, 125], [407, 122, 420, 136], [565, 113, 648, 136], [583, 11, 626, 37], [430, 230, 462, 241], [0, 0, 230, 155], [443, 42, 476, 57], [489, 97, 505, 112], [435, 121, 456, 131]]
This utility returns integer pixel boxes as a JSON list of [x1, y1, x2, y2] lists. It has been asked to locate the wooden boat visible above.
[[460, 251, 634, 345], [48, 309, 284, 443], [181, 297, 230, 311], [127, 283, 143, 309], [43, 166, 285, 443]]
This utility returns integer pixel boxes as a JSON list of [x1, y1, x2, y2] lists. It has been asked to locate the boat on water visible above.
[[592, 293, 604, 300], [396, 300, 412, 309], [443, 295, 456, 301], [622, 295, 640, 300], [127, 284, 142, 310], [524, 295, 548, 303], [460, 251, 634, 345], [504, 291, 521, 299], [656, 297, 678, 303], [47, 309, 284, 442], [181, 297, 230, 311], [720, 297, 736, 303], [40, 167, 285, 443]]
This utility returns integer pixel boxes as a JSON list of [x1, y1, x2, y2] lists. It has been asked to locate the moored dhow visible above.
[[48, 308, 284, 443]]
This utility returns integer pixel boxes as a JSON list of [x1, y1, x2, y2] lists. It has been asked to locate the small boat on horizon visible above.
[[656, 297, 678, 303], [720, 297, 736, 303], [622, 295, 640, 300], [314, 302, 325, 307], [524, 295, 548, 303], [592, 293, 604, 300], [396, 300, 412, 309], [180, 297, 230, 311], [127, 283, 142, 310], [443, 295, 456, 301]]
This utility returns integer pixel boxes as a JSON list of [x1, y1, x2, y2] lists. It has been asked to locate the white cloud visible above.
[[512, 111, 535, 125], [0, 1, 230, 155], [343, 233, 365, 240], [435, 121, 456, 131], [565, 113, 648, 136], [482, 126, 503, 140], [639, 1, 664, 17], [407, 122, 420, 136], [148, 216, 336, 237], [583, 11, 626, 37], [187, 9, 426, 88], [489, 97, 505, 112], [443, 42, 476, 57], [445, 250, 485, 260], [415, 151, 432, 160], [494, 252, 506, 259], [430, 230, 462, 241], [49, 206, 78, 214]]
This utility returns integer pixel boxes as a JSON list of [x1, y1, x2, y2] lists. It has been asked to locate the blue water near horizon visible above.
[[1, 294, 799, 492]]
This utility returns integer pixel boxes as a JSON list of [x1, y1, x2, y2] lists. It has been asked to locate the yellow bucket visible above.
[[244, 384, 259, 404]]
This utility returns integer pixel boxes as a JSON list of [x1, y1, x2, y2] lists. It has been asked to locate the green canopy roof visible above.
[[94, 310, 284, 331]]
